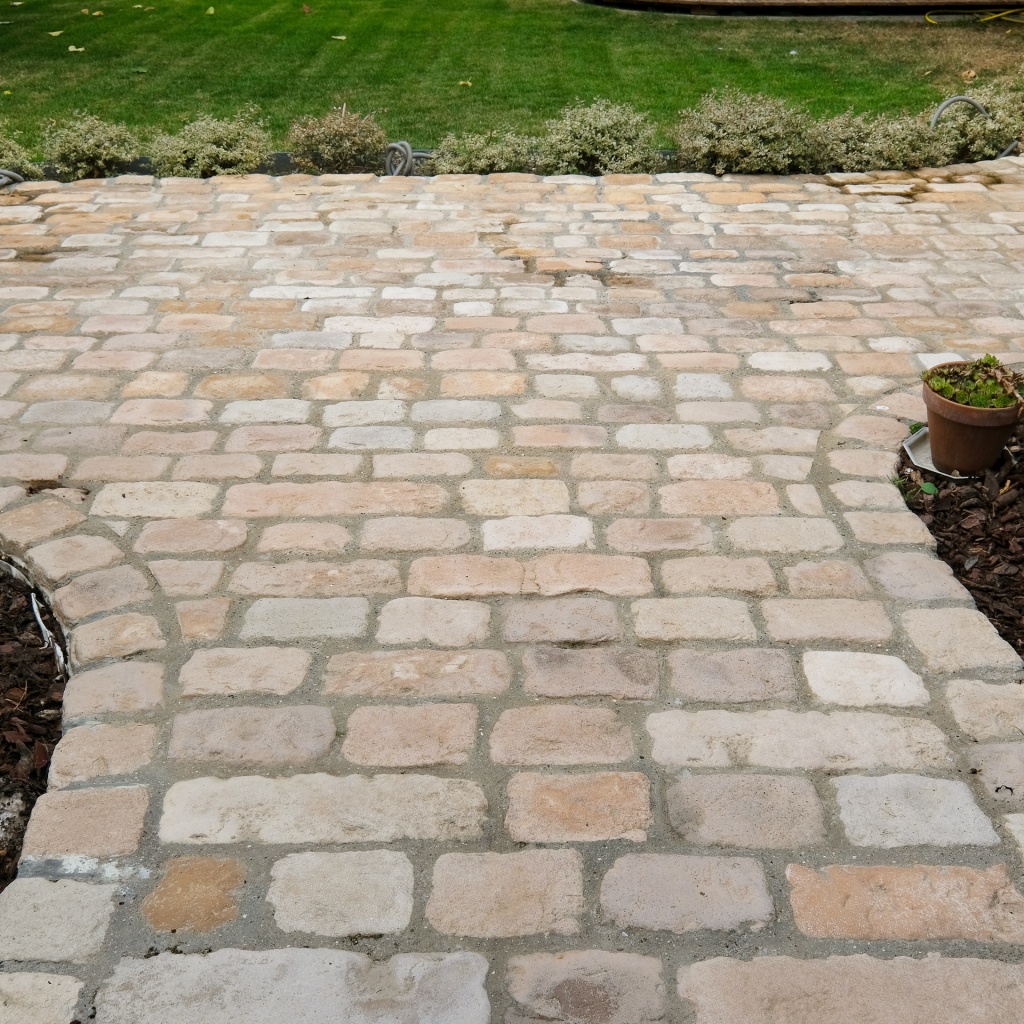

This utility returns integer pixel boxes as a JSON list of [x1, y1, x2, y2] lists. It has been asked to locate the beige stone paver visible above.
[[1, 160, 1024, 1020]]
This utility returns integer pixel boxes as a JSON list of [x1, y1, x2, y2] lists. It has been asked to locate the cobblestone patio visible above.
[[2, 160, 1024, 1022]]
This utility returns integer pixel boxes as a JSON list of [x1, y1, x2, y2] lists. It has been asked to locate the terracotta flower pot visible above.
[[922, 362, 1022, 475]]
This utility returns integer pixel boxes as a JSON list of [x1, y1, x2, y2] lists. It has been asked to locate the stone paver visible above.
[[2, 159, 1024, 1019]]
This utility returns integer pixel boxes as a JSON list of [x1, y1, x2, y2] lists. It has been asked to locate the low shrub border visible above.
[[2, 90, 1022, 183]]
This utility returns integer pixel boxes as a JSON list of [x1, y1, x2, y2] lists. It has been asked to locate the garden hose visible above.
[[925, 8, 1024, 22], [0, 169, 24, 190], [930, 95, 1020, 157], [384, 141, 433, 176], [385, 142, 415, 176]]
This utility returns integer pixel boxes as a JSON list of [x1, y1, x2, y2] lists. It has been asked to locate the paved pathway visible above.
[[1, 160, 1024, 1023]]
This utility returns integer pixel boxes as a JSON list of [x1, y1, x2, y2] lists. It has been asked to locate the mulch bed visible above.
[[0, 565, 64, 891], [899, 430, 1024, 657]]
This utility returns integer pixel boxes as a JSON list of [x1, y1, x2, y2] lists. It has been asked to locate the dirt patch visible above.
[[900, 432, 1024, 656], [0, 564, 64, 890]]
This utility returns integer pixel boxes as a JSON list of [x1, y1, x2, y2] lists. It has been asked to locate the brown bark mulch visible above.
[[0, 565, 64, 891], [900, 430, 1024, 658]]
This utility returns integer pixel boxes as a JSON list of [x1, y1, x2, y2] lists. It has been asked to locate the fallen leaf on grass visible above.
[[67, 44, 84, 50], [206, 5, 214, 12], [458, 81, 472, 86], [331, 34, 346, 39], [302, 3, 310, 11], [92, 9, 102, 13], [47, 30, 63, 35]]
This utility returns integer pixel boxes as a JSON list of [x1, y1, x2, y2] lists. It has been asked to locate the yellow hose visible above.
[[925, 9, 1024, 23]]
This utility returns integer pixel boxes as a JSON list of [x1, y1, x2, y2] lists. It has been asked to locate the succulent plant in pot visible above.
[[921, 355, 1024, 475]]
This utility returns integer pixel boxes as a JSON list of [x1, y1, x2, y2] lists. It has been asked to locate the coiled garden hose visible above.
[[930, 95, 1020, 158], [0, 169, 24, 190], [384, 141, 433, 176]]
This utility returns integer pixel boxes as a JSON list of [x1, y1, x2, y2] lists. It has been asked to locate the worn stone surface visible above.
[[505, 772, 650, 842], [4, 166, 1024, 1011], [0, 879, 115, 962], [159, 774, 486, 844], [168, 706, 336, 765], [267, 851, 414, 936], [0, 973, 83, 1024], [426, 851, 584, 937], [141, 857, 245, 934], [668, 775, 826, 848], [677, 955, 1024, 1024], [342, 704, 477, 765], [788, 863, 1024, 941], [505, 951, 666, 1024], [94, 949, 490, 1024], [600, 855, 773, 933], [833, 775, 999, 847], [22, 786, 149, 858]]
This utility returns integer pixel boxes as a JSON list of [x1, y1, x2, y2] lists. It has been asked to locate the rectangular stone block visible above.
[[22, 786, 149, 859], [159, 774, 486, 844], [169, 707, 336, 766], [601, 854, 772, 933], [646, 710, 951, 770], [221, 481, 448, 517], [522, 646, 658, 700], [948, 680, 1024, 741], [903, 608, 1021, 673], [505, 772, 650, 842], [240, 598, 369, 640], [268, 851, 413, 937], [323, 649, 510, 698], [94, 949, 488, 1024], [504, 598, 622, 643], [426, 851, 583, 937], [633, 598, 756, 641], [491, 707, 634, 765], [668, 648, 796, 702], [668, 775, 825, 847], [663, 556, 777, 596], [660, 481, 778, 516], [0, 878, 115, 962], [0, 972, 83, 1023], [833, 774, 998, 847], [762, 599, 892, 643], [377, 597, 491, 647], [179, 647, 311, 697], [229, 560, 400, 597], [788, 863, 1024, 941], [63, 661, 164, 717], [677, 954, 1024, 1024], [524, 553, 652, 596], [49, 723, 157, 788], [89, 482, 218, 518], [342, 704, 477, 766], [506, 951, 666, 1024], [606, 519, 713, 553]]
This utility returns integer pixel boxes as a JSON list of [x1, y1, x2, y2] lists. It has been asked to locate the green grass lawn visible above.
[[0, 0, 1019, 151]]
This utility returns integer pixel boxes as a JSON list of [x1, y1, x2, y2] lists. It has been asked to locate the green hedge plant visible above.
[[433, 127, 536, 174], [535, 99, 662, 176], [151, 110, 271, 178], [42, 113, 140, 180], [288, 107, 387, 174], [0, 124, 42, 180]]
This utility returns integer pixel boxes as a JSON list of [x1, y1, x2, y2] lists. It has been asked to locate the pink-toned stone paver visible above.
[[2, 160, 1024, 1021]]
